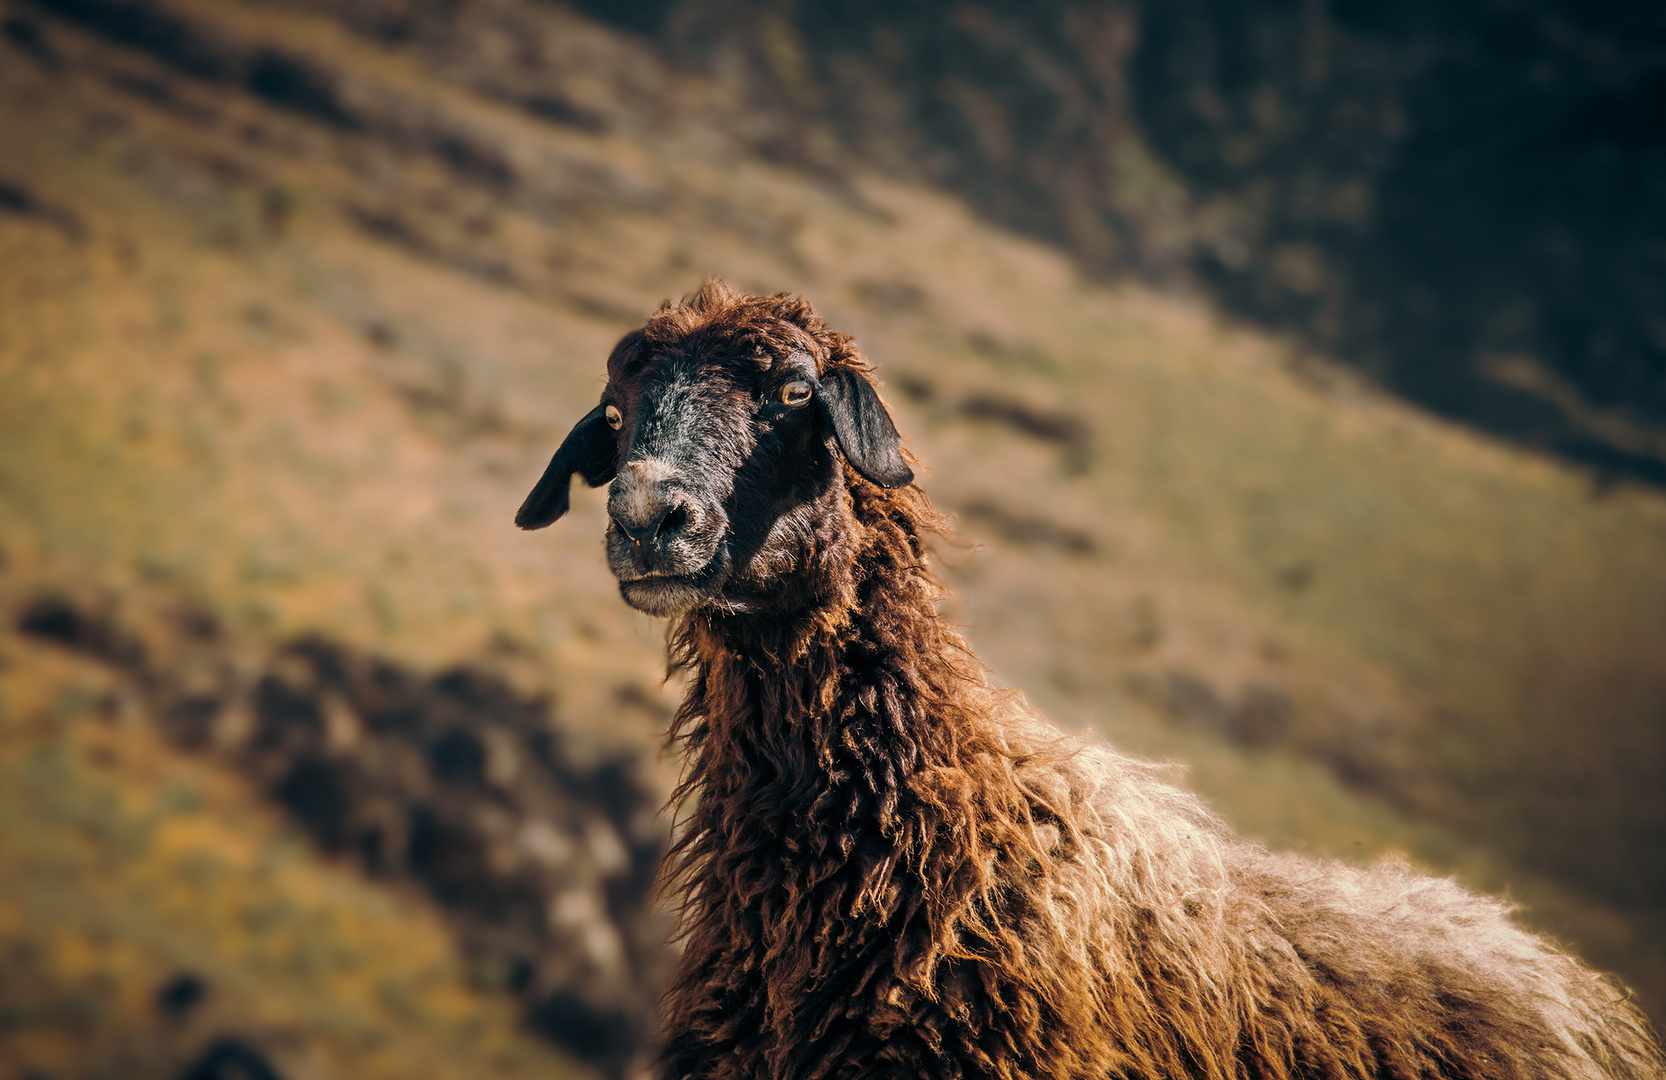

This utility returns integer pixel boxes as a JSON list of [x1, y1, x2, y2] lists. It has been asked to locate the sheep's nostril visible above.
[[657, 503, 690, 539], [611, 512, 648, 544], [612, 498, 690, 549]]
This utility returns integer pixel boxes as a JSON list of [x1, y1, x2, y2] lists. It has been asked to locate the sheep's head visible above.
[[515, 283, 913, 618]]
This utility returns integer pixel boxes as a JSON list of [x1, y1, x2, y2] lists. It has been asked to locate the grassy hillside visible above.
[[0, 608, 600, 1080], [1, 1, 1662, 1073]]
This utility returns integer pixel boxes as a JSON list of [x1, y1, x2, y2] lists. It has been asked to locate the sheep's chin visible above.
[[618, 575, 716, 617], [615, 548, 732, 617]]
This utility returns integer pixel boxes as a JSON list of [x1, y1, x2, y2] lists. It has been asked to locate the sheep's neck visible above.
[[674, 526, 990, 849], [664, 513, 1024, 1043]]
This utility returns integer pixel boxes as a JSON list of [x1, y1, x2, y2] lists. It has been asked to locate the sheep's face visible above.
[[515, 323, 911, 618]]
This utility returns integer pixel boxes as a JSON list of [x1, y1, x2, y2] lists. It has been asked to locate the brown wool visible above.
[[531, 281, 1664, 1080]]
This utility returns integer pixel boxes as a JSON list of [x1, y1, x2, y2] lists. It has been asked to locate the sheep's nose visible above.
[[610, 495, 690, 546], [608, 458, 694, 550]]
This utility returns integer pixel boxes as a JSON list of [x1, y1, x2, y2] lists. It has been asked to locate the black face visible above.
[[603, 347, 837, 616], [515, 344, 912, 618]]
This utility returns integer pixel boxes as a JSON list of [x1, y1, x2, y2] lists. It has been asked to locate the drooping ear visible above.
[[817, 369, 914, 489], [514, 404, 619, 529]]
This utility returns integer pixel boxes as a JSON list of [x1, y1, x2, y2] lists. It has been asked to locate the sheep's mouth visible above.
[[615, 549, 731, 617]]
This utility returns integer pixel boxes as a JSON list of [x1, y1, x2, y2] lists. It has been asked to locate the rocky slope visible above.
[[579, 0, 1666, 486]]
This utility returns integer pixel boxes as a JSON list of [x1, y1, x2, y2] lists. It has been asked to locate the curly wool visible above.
[[639, 284, 1662, 1080]]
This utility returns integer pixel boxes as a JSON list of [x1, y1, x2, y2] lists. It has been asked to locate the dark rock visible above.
[[569, 0, 678, 38], [162, 695, 223, 749], [0, 178, 86, 239], [155, 972, 208, 1019], [169, 604, 222, 642], [194, 632, 672, 1057], [173, 1038, 283, 1080], [1276, 562, 1316, 594], [3, 15, 60, 67], [1228, 685, 1293, 748], [431, 133, 514, 189], [252, 676, 323, 753], [245, 48, 360, 130], [17, 595, 143, 668], [956, 498, 1098, 555], [428, 728, 487, 784], [344, 205, 436, 259], [957, 394, 1092, 473], [273, 756, 355, 849], [1159, 670, 1231, 734], [527, 991, 639, 1080], [33, 0, 229, 79], [523, 94, 610, 133]]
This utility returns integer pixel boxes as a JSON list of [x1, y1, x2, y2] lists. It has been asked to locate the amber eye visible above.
[[604, 404, 622, 430], [780, 380, 813, 408]]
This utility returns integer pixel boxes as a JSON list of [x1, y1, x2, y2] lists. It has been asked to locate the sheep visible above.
[[515, 280, 1664, 1080]]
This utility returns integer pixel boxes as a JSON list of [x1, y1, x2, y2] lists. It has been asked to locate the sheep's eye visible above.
[[604, 404, 623, 430], [780, 380, 813, 408]]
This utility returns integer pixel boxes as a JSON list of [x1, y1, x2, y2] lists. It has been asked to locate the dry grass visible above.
[[0, 603, 596, 1080]]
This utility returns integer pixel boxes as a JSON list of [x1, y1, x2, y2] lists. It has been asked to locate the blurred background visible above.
[[1, 1, 1663, 1077]]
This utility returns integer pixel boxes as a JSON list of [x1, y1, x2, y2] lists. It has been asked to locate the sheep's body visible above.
[[517, 282, 1664, 1080], [658, 546, 1658, 1080]]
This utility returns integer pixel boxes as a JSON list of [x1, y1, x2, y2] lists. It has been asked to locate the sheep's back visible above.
[[1005, 726, 1661, 1080], [1226, 848, 1662, 1080]]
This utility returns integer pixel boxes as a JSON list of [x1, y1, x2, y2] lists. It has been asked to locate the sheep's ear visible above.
[[818, 370, 914, 489], [515, 404, 619, 529]]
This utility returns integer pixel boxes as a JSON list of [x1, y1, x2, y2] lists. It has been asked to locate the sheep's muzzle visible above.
[[605, 456, 730, 615]]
